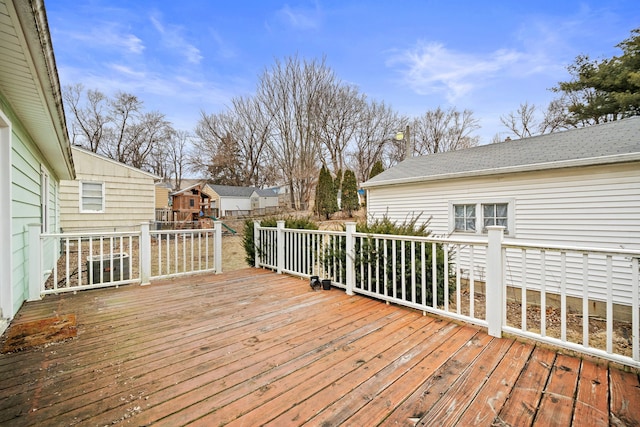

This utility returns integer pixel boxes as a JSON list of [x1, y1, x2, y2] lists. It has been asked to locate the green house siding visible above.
[[9, 123, 61, 315]]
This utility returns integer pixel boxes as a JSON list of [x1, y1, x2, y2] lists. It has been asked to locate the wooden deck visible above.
[[1, 268, 639, 426]]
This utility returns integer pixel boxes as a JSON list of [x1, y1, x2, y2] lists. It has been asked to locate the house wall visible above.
[[155, 186, 170, 209], [1, 102, 62, 318], [220, 196, 252, 216], [367, 162, 640, 248], [366, 162, 640, 304], [59, 148, 156, 232], [257, 196, 279, 209]]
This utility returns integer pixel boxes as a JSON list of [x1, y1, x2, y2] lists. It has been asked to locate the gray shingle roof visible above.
[[363, 117, 640, 188], [254, 188, 278, 197], [207, 184, 277, 198], [208, 184, 256, 197]]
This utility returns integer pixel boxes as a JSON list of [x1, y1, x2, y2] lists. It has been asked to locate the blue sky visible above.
[[47, 0, 639, 145]]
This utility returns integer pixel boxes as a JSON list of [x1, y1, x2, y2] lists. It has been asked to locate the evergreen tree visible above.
[[369, 160, 384, 179], [315, 166, 338, 219], [333, 168, 343, 208], [554, 27, 640, 124], [341, 169, 360, 217]]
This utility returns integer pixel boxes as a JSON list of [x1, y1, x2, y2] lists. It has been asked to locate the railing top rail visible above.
[[41, 231, 141, 239], [503, 239, 640, 257], [352, 231, 489, 246], [257, 226, 346, 237], [150, 228, 217, 234]]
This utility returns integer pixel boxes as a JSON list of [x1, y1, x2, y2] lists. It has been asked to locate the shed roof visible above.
[[253, 188, 278, 197], [208, 184, 276, 198], [363, 117, 640, 188]]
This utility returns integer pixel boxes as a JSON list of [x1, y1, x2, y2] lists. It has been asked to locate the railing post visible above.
[[140, 222, 151, 285], [345, 222, 356, 296], [27, 224, 42, 301], [276, 220, 285, 274], [486, 226, 505, 337], [254, 220, 260, 268], [214, 221, 222, 273]]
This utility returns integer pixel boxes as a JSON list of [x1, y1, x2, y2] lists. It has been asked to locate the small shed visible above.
[[208, 184, 278, 217], [251, 188, 280, 212]]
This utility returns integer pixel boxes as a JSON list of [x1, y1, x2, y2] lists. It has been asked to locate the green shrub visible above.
[[243, 216, 318, 266], [323, 214, 455, 307]]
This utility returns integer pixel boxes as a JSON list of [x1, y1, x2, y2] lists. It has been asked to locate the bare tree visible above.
[[193, 110, 243, 186], [64, 86, 175, 172], [256, 55, 337, 210], [315, 84, 365, 175], [348, 100, 404, 182], [411, 107, 480, 155], [500, 102, 537, 139], [159, 130, 192, 188], [231, 95, 275, 187], [63, 83, 108, 151], [193, 96, 273, 187], [500, 100, 572, 140]]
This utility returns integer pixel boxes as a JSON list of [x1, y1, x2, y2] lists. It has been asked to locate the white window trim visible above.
[[449, 198, 515, 236], [40, 165, 50, 232], [79, 181, 105, 213]]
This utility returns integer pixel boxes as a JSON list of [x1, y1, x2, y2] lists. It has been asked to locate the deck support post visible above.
[[345, 222, 356, 296], [140, 222, 151, 285], [253, 221, 260, 268], [486, 226, 505, 337], [214, 221, 222, 273], [27, 223, 42, 301], [276, 220, 285, 274]]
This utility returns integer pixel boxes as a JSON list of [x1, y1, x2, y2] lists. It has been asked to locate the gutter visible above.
[[361, 152, 640, 189]]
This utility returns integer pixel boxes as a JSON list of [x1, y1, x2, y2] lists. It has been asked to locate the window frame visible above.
[[453, 203, 477, 233], [40, 166, 50, 233], [79, 181, 105, 213], [450, 199, 515, 236]]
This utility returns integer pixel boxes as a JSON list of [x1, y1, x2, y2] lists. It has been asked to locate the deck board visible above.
[[0, 268, 638, 426]]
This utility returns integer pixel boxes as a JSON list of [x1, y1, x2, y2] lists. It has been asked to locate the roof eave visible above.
[[12, 0, 75, 180], [362, 153, 640, 189]]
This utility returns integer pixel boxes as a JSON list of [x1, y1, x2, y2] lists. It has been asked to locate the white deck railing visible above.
[[30, 222, 222, 297], [254, 221, 640, 368]]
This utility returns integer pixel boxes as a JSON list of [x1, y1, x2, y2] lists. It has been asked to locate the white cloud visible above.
[[62, 23, 144, 55], [388, 42, 524, 102], [150, 14, 203, 65], [108, 64, 146, 79], [277, 4, 321, 30]]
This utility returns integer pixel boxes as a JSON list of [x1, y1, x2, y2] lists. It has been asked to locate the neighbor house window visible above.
[[482, 203, 509, 232], [80, 181, 104, 212], [454, 204, 476, 232]]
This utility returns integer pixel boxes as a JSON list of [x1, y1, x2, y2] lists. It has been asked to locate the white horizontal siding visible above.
[[368, 163, 640, 247], [367, 162, 640, 305], [60, 149, 156, 232]]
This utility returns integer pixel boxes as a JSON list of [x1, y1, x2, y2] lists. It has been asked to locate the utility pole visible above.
[[404, 124, 411, 159]]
